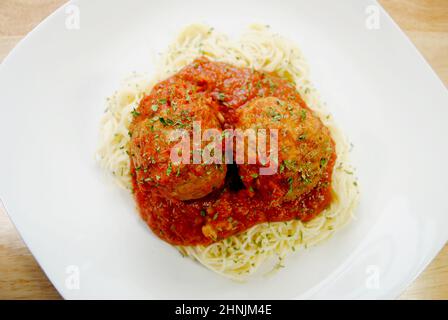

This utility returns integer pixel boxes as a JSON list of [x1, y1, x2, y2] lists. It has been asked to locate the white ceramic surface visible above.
[[0, 0, 447, 299]]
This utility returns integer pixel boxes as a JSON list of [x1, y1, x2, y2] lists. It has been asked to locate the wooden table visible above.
[[0, 0, 447, 300]]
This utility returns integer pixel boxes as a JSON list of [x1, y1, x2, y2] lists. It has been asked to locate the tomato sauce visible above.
[[130, 57, 336, 246]]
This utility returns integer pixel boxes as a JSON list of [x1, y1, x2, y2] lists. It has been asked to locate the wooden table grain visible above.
[[0, 0, 447, 300]]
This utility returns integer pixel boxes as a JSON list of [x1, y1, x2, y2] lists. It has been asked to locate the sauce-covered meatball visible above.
[[235, 97, 335, 205], [129, 96, 226, 201]]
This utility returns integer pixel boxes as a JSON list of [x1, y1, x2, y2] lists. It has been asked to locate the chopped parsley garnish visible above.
[[200, 210, 207, 217], [159, 117, 168, 126], [213, 213, 219, 220], [158, 98, 167, 104], [301, 174, 311, 184], [251, 173, 259, 179], [300, 109, 307, 121], [166, 162, 172, 176], [151, 104, 159, 112], [280, 163, 285, 173], [131, 109, 140, 117], [217, 92, 226, 101], [271, 112, 282, 121], [320, 158, 328, 168], [159, 117, 174, 126], [283, 159, 296, 171], [287, 177, 294, 193]]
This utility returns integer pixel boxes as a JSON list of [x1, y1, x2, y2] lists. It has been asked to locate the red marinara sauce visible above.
[[129, 57, 336, 246]]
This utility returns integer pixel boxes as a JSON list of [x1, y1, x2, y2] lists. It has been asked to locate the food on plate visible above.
[[97, 24, 359, 280]]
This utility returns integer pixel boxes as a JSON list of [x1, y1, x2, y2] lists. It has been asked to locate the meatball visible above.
[[129, 97, 226, 201], [235, 97, 334, 204]]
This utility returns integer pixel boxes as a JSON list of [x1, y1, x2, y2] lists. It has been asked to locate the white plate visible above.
[[0, 0, 447, 299]]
